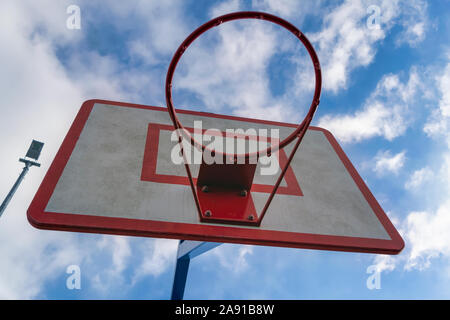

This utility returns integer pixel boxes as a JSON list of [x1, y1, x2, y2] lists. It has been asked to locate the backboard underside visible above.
[[28, 99, 404, 254]]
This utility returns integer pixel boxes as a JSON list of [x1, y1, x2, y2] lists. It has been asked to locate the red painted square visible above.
[[140, 123, 303, 196]]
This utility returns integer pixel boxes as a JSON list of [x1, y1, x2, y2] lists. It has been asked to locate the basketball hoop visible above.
[[165, 11, 322, 226]]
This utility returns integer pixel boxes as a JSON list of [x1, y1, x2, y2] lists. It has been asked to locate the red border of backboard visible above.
[[27, 99, 404, 254]]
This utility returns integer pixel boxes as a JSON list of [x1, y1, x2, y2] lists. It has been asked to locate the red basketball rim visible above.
[[165, 11, 322, 160]]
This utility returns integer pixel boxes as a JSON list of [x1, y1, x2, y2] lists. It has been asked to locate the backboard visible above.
[[27, 99, 404, 254]]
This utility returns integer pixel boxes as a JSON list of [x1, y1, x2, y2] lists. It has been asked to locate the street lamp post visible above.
[[0, 140, 44, 218]]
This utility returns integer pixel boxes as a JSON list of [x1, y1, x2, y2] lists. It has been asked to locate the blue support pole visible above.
[[171, 252, 190, 300], [171, 240, 221, 300]]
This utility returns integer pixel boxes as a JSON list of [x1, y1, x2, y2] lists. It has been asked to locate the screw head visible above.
[[201, 185, 209, 193], [240, 189, 248, 197], [204, 210, 212, 217], [247, 215, 254, 221]]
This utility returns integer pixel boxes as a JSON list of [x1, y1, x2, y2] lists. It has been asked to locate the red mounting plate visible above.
[[197, 160, 258, 225]]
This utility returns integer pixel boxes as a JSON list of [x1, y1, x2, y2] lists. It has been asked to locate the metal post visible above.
[[0, 157, 41, 218], [1, 140, 44, 218], [171, 240, 221, 300], [0, 162, 31, 217]]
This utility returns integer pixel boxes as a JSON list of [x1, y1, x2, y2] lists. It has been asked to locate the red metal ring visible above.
[[165, 11, 322, 159]]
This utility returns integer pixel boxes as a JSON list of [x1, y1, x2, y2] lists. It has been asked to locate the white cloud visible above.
[[394, 0, 428, 47], [1, 0, 83, 45], [318, 102, 406, 143], [371, 152, 450, 274], [251, 0, 323, 20], [404, 167, 434, 190], [305, 0, 428, 93], [212, 245, 254, 273], [373, 150, 406, 175], [371, 254, 397, 273], [0, 210, 83, 299], [443, 153, 450, 186], [127, 40, 160, 66], [369, 201, 450, 274], [424, 60, 450, 147], [132, 239, 178, 282], [307, 0, 387, 92], [141, 2, 188, 55], [436, 62, 450, 118], [405, 200, 450, 270], [103, 0, 189, 57], [371, 199, 450, 275], [98, 236, 132, 274], [424, 110, 449, 141], [252, 0, 298, 18], [318, 68, 420, 143], [90, 236, 132, 294], [210, 0, 241, 17]]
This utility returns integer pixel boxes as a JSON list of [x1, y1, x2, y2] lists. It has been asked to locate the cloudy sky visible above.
[[0, 0, 449, 299]]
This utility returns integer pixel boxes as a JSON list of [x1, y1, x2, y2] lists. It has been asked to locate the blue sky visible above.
[[0, 0, 449, 299]]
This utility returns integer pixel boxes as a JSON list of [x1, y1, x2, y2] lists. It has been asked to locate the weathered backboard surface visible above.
[[28, 99, 404, 254]]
